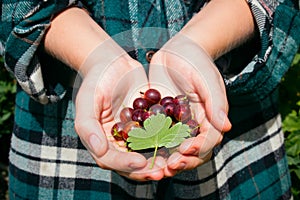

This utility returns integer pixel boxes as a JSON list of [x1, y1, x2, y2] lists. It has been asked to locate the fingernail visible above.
[[88, 134, 101, 154], [188, 148, 197, 155], [178, 162, 186, 170], [129, 162, 143, 169]]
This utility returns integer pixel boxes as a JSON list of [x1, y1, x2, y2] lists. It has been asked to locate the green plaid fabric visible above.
[[9, 89, 292, 199], [1, 0, 299, 199]]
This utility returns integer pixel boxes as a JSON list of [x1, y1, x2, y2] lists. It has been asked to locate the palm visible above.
[[149, 51, 206, 125], [75, 56, 169, 181], [148, 36, 231, 175]]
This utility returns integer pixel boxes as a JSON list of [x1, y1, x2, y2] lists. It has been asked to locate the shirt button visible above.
[[146, 50, 155, 63]]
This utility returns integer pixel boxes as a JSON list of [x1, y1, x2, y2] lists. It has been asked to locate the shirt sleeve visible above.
[[223, 0, 300, 104], [0, 0, 78, 104]]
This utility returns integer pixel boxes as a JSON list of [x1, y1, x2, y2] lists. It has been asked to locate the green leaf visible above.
[[287, 155, 300, 166], [292, 53, 300, 66], [291, 168, 300, 180], [127, 114, 173, 150], [127, 114, 190, 168], [0, 112, 12, 124], [282, 110, 300, 132], [285, 132, 300, 157], [160, 122, 190, 148]]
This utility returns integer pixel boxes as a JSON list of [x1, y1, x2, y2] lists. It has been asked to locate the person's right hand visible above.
[[43, 7, 166, 181], [74, 40, 166, 181]]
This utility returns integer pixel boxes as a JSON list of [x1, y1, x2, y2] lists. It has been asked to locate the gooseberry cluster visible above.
[[111, 88, 200, 144]]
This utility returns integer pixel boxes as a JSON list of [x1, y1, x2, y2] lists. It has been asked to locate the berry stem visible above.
[[150, 145, 159, 169]]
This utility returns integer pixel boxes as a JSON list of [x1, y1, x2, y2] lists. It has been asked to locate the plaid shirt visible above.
[[1, 0, 300, 199], [0, 0, 299, 104]]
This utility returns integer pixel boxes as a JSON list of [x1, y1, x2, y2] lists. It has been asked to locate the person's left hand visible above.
[[148, 34, 232, 176]]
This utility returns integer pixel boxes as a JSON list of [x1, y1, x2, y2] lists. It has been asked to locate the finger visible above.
[[167, 120, 222, 172], [93, 150, 147, 172], [166, 151, 212, 172], [116, 156, 166, 181], [193, 65, 232, 132], [163, 167, 178, 177], [179, 121, 223, 157], [74, 86, 109, 158]]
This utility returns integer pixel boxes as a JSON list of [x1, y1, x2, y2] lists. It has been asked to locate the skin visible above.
[[181, 0, 256, 60], [44, 0, 256, 181], [150, 0, 256, 176]]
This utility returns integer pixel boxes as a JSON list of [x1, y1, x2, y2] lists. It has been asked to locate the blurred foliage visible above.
[[279, 53, 300, 118], [0, 56, 16, 137], [282, 101, 300, 198], [280, 50, 300, 199]]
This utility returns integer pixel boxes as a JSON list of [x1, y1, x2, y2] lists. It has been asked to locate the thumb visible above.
[[73, 75, 108, 158], [75, 118, 109, 158], [195, 65, 232, 132]]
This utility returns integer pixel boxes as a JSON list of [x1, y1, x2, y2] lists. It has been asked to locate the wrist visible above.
[[160, 33, 223, 90], [44, 7, 111, 71], [80, 42, 143, 81], [179, 0, 255, 60], [79, 40, 130, 77]]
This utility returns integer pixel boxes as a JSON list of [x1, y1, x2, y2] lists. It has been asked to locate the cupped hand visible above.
[[148, 34, 232, 176], [73, 40, 165, 181]]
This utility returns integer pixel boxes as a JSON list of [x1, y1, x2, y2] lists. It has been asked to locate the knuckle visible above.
[[215, 134, 224, 146]]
